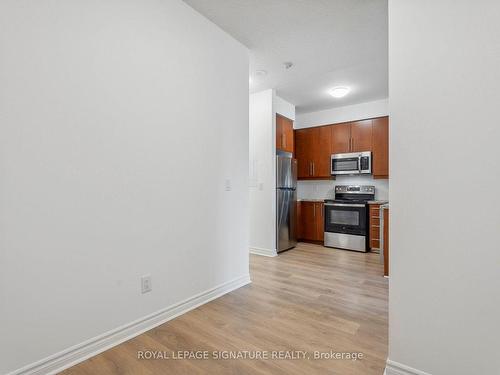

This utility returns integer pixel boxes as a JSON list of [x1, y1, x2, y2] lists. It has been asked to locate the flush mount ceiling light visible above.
[[328, 86, 350, 98], [255, 70, 267, 77]]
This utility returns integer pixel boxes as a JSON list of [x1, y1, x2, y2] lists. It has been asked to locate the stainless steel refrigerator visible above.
[[276, 151, 298, 252]]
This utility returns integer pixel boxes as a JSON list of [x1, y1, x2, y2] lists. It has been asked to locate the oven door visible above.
[[324, 203, 367, 235]]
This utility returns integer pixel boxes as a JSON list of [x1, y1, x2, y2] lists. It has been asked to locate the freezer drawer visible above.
[[324, 232, 367, 252]]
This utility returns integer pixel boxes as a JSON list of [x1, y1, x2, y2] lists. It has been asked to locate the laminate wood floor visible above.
[[61, 243, 388, 375]]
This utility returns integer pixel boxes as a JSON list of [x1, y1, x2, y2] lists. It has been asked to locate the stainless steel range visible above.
[[324, 185, 375, 252]]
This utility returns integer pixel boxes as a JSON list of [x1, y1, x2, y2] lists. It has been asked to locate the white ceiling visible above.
[[183, 0, 388, 114]]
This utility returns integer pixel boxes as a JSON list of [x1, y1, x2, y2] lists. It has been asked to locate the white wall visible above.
[[249, 92, 295, 256], [295, 98, 388, 129], [388, 1, 500, 374], [249, 90, 276, 255], [0, 1, 249, 374], [298, 177, 388, 201], [274, 94, 296, 121]]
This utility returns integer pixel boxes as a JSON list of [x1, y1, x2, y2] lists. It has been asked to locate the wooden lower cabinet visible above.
[[369, 203, 389, 277], [383, 207, 389, 277], [368, 204, 382, 251], [317, 202, 324, 242], [297, 201, 324, 242]]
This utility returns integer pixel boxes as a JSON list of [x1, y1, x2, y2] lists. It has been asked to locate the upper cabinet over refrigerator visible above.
[[276, 114, 294, 153]]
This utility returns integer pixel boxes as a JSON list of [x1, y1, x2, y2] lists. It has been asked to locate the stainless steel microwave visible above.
[[331, 151, 372, 175]]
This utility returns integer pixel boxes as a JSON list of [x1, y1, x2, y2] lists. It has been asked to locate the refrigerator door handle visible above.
[[292, 159, 298, 189]]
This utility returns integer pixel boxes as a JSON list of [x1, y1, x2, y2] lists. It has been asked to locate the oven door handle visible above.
[[325, 203, 366, 207]]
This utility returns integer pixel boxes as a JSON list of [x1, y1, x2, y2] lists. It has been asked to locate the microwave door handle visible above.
[[358, 155, 362, 174]]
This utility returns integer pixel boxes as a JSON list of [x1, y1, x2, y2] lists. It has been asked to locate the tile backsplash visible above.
[[297, 176, 389, 201]]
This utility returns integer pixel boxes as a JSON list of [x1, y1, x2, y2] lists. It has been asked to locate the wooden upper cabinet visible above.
[[295, 128, 312, 178], [294, 116, 388, 180], [350, 120, 373, 152], [372, 117, 389, 178], [276, 114, 294, 153], [331, 123, 351, 154], [295, 126, 332, 179], [276, 115, 283, 150], [312, 126, 332, 178], [331, 121, 373, 154], [282, 117, 294, 153]]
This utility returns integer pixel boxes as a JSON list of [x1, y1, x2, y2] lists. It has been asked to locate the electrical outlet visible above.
[[141, 275, 152, 294]]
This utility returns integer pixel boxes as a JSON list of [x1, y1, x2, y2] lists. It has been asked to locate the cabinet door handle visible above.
[[313, 203, 316, 217], [312, 162, 315, 176], [283, 133, 286, 148]]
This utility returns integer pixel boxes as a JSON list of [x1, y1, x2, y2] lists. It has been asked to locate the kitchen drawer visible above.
[[369, 204, 382, 251], [370, 227, 381, 240]]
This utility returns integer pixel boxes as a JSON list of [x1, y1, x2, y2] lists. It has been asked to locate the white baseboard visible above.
[[249, 246, 277, 257], [385, 359, 432, 375], [7, 274, 251, 375]]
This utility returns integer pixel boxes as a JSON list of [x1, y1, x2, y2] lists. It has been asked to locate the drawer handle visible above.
[[371, 225, 380, 228]]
